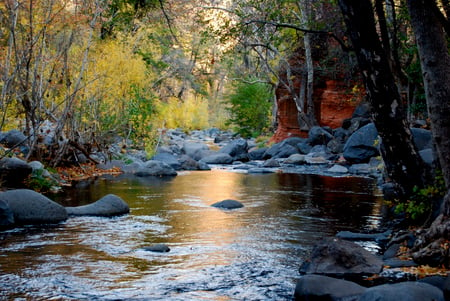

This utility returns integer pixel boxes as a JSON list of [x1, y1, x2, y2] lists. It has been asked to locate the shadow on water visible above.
[[0, 170, 384, 300]]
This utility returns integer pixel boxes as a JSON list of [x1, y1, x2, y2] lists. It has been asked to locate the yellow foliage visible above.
[[155, 96, 209, 130]]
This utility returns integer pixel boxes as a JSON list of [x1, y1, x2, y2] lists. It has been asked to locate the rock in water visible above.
[[211, 199, 244, 209], [142, 243, 171, 253], [66, 194, 129, 217], [0, 189, 67, 225]]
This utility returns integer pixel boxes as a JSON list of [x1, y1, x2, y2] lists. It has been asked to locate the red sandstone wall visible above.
[[272, 80, 362, 142]]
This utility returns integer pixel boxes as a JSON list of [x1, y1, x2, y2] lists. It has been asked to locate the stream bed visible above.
[[0, 169, 384, 300]]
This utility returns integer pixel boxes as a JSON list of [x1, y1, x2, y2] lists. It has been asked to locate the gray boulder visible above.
[[219, 138, 248, 161], [263, 141, 299, 159], [0, 189, 67, 225], [248, 147, 268, 160], [211, 199, 244, 209], [359, 282, 444, 301], [0, 157, 32, 187], [0, 199, 14, 228], [0, 129, 27, 147], [327, 164, 348, 174], [200, 153, 233, 164], [343, 123, 379, 163], [294, 274, 366, 301], [327, 138, 345, 154], [142, 243, 170, 253], [300, 237, 383, 277], [151, 153, 182, 170], [66, 194, 129, 217], [263, 158, 280, 167], [419, 148, 436, 167], [411, 128, 432, 151], [135, 160, 177, 177], [182, 142, 210, 160], [308, 126, 334, 146], [284, 154, 306, 165]]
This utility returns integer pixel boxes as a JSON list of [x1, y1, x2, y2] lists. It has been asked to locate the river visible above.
[[0, 169, 384, 300]]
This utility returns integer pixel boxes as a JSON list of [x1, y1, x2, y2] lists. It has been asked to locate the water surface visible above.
[[0, 170, 383, 300]]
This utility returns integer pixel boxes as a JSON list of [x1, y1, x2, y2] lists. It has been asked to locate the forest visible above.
[[1, 0, 450, 270]]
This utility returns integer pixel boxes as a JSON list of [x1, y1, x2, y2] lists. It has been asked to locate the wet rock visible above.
[[0, 199, 14, 228], [284, 154, 306, 165], [263, 141, 299, 159], [211, 199, 244, 209], [411, 128, 432, 151], [178, 154, 210, 170], [248, 147, 268, 160], [419, 148, 435, 167], [151, 153, 182, 170], [343, 123, 379, 163], [336, 230, 391, 243], [263, 158, 280, 167], [327, 164, 348, 174], [66, 194, 129, 217], [327, 138, 344, 154], [348, 163, 371, 175], [300, 237, 383, 277], [247, 167, 276, 174], [135, 160, 177, 177], [0, 157, 32, 187], [142, 243, 170, 253], [0, 189, 68, 225], [182, 142, 210, 161], [294, 274, 366, 301], [308, 126, 334, 146], [200, 153, 234, 164], [359, 282, 444, 301], [219, 138, 248, 161]]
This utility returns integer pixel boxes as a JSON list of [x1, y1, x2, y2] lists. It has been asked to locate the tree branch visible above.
[[244, 19, 352, 51]]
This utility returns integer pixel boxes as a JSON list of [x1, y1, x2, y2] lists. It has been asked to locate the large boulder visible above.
[[135, 160, 177, 177], [0, 189, 67, 225], [0, 129, 27, 147], [263, 141, 299, 159], [66, 194, 129, 217], [0, 157, 32, 187], [248, 147, 268, 160], [0, 199, 15, 228], [359, 282, 444, 301], [300, 237, 383, 277], [151, 152, 182, 170], [308, 126, 334, 146], [294, 274, 366, 301], [200, 153, 234, 164], [182, 142, 210, 161], [343, 123, 379, 163], [219, 138, 249, 161], [411, 128, 432, 151]]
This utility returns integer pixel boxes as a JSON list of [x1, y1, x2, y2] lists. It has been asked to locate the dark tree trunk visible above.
[[338, 0, 426, 198], [407, 0, 450, 267], [407, 0, 450, 212]]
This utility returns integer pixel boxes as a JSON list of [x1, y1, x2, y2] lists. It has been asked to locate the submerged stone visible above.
[[142, 243, 170, 253], [211, 199, 244, 209]]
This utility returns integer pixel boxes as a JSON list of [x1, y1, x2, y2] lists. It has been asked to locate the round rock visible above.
[[211, 199, 244, 209], [66, 194, 130, 217], [142, 243, 171, 253], [0, 189, 67, 225]]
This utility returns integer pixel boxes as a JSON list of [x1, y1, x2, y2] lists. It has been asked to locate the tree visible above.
[[406, 0, 450, 266], [337, 0, 427, 198]]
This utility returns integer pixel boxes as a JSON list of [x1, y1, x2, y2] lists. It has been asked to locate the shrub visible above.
[[225, 79, 273, 138]]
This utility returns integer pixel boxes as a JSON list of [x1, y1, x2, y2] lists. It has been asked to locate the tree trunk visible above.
[[407, 0, 450, 211], [407, 0, 450, 267], [338, 0, 427, 198]]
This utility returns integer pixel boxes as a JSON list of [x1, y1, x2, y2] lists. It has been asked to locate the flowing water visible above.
[[0, 169, 384, 300]]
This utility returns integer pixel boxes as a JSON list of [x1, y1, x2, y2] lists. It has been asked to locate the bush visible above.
[[225, 79, 273, 138]]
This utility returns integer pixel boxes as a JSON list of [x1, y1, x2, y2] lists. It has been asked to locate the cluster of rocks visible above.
[[0, 189, 130, 229], [295, 233, 449, 301]]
